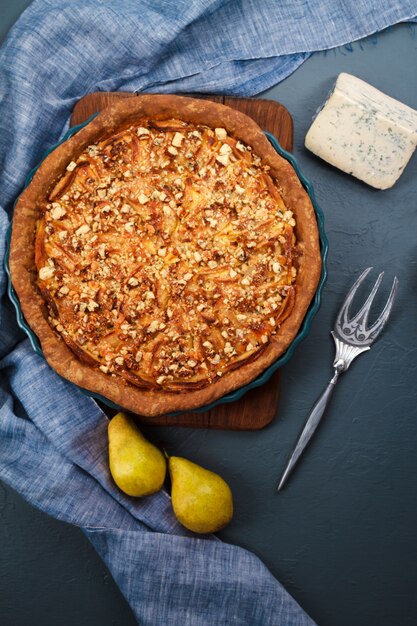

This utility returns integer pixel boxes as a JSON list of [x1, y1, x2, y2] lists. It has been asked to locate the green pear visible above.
[[108, 412, 166, 497], [169, 456, 233, 533]]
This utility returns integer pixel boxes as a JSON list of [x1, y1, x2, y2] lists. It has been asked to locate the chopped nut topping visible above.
[[76, 224, 90, 236], [50, 205, 66, 220], [39, 266, 55, 280], [215, 128, 227, 140], [137, 127, 150, 136], [172, 132, 185, 147], [219, 143, 232, 156], [87, 300, 98, 312], [37, 117, 297, 392], [216, 153, 229, 166], [138, 193, 149, 204]]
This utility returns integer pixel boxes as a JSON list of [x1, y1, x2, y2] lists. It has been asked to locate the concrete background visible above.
[[1, 3, 417, 625]]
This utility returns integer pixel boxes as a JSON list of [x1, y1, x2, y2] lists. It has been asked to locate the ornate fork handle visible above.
[[277, 337, 367, 491]]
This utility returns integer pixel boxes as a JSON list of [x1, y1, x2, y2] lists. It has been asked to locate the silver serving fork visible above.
[[277, 267, 399, 492]]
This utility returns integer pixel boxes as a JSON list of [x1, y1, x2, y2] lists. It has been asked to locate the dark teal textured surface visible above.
[[1, 9, 417, 626]]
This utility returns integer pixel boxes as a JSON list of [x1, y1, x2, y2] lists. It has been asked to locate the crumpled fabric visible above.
[[1, 1, 416, 624]]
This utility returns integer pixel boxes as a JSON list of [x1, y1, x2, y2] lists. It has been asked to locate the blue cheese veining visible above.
[[305, 73, 417, 189]]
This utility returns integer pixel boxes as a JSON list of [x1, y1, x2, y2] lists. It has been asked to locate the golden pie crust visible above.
[[9, 95, 321, 416]]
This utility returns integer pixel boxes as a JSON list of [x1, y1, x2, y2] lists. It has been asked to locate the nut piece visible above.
[[172, 132, 185, 147], [219, 144, 232, 156], [148, 320, 160, 333], [39, 266, 55, 280], [215, 128, 227, 140], [216, 153, 229, 166], [75, 224, 90, 236], [50, 205, 66, 220], [138, 193, 149, 205]]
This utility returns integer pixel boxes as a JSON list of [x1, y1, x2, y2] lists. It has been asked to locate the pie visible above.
[[9, 95, 321, 416]]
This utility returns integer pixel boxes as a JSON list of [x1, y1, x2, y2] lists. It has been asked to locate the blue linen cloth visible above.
[[1, 1, 416, 624]]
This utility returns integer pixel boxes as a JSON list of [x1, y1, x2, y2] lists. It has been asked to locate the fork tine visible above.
[[365, 276, 399, 342], [336, 267, 373, 329], [348, 271, 384, 327]]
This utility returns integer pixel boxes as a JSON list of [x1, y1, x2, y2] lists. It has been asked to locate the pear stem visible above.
[[162, 447, 170, 461]]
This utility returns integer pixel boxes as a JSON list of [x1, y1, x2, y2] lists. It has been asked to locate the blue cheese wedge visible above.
[[305, 73, 417, 189]]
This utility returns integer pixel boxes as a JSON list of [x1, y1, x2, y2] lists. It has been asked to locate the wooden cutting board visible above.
[[70, 93, 293, 429]]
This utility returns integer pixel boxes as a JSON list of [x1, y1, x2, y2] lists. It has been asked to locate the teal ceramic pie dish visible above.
[[5, 118, 328, 415]]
